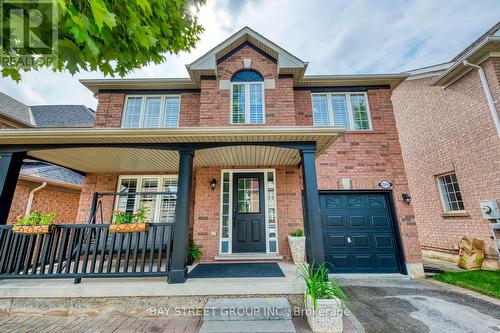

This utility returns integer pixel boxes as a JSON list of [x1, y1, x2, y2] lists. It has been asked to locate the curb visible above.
[[426, 279, 500, 306]]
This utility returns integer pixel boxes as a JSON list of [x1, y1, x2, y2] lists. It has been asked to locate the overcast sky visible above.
[[0, 0, 499, 109]]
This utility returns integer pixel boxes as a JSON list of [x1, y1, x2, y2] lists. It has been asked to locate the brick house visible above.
[[392, 23, 500, 269], [0, 92, 94, 226], [0, 27, 424, 282]]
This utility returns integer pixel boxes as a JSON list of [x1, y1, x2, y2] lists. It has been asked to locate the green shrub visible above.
[[112, 207, 149, 224], [298, 262, 350, 310], [289, 229, 305, 237], [16, 211, 56, 226], [187, 242, 203, 263]]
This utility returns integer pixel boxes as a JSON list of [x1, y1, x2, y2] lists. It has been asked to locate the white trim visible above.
[[436, 172, 465, 213], [121, 94, 181, 129], [230, 82, 266, 124], [115, 175, 178, 222], [311, 92, 373, 131], [219, 168, 277, 255]]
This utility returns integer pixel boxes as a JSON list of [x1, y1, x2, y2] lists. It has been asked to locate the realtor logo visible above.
[[0, 0, 57, 67]]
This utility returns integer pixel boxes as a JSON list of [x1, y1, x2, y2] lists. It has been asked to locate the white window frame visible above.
[[311, 92, 373, 131], [437, 172, 466, 213], [115, 175, 178, 223], [121, 95, 181, 128], [219, 169, 277, 255], [230, 82, 266, 124]]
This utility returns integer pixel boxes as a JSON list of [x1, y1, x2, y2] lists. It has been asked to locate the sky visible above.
[[0, 0, 499, 110]]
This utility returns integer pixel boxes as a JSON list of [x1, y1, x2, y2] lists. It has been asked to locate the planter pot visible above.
[[288, 235, 305, 265], [306, 295, 343, 333], [109, 223, 148, 233], [12, 225, 53, 235]]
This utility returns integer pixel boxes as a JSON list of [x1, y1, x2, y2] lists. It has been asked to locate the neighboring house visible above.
[[392, 23, 500, 269], [0, 92, 94, 224], [0, 27, 425, 282]]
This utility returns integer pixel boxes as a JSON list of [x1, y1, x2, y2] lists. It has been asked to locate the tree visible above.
[[0, 0, 205, 80]]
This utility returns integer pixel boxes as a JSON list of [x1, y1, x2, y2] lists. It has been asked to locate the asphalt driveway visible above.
[[341, 278, 500, 333]]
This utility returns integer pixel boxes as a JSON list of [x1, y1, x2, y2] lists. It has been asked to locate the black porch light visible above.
[[209, 178, 217, 190], [402, 192, 412, 204]]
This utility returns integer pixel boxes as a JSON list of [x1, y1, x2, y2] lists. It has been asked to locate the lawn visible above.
[[433, 270, 500, 299]]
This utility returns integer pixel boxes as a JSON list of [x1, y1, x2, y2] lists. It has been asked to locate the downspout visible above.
[[25, 182, 47, 215], [463, 60, 500, 139]]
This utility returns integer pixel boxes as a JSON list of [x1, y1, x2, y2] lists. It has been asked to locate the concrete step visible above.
[[203, 297, 291, 321], [198, 319, 296, 333]]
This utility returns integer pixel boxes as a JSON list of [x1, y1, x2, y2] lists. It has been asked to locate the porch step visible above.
[[214, 253, 284, 261], [198, 320, 296, 333], [199, 297, 296, 333]]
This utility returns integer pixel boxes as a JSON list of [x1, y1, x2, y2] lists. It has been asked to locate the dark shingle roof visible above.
[[0, 92, 33, 125], [30, 105, 95, 127], [20, 160, 84, 185]]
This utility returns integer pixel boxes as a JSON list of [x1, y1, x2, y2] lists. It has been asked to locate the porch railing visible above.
[[0, 223, 174, 280]]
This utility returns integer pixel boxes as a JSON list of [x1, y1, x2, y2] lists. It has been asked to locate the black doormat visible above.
[[188, 262, 285, 278]]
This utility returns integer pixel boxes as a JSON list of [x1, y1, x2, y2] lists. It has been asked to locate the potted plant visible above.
[[13, 211, 56, 234], [110, 207, 149, 233], [288, 229, 306, 264], [186, 241, 203, 265], [298, 263, 350, 333]]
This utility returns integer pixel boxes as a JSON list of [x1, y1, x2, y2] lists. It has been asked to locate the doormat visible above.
[[188, 262, 285, 278]]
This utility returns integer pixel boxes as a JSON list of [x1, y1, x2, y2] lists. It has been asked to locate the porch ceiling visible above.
[[0, 126, 343, 173]]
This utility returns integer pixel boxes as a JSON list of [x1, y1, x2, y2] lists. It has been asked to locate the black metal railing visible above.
[[0, 223, 174, 280]]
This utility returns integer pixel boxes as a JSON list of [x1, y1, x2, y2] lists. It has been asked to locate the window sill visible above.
[[441, 211, 470, 218]]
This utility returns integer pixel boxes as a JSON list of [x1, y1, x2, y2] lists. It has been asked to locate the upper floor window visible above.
[[312, 92, 372, 130], [122, 95, 180, 128], [231, 70, 265, 124], [437, 173, 465, 212]]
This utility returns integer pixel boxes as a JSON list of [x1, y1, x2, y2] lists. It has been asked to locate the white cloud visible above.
[[0, 0, 498, 109]]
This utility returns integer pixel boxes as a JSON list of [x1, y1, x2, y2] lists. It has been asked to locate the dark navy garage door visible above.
[[319, 191, 402, 273]]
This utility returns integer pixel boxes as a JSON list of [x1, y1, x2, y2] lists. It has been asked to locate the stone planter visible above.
[[287, 235, 305, 264], [12, 225, 53, 234], [306, 295, 343, 333], [109, 223, 148, 233]]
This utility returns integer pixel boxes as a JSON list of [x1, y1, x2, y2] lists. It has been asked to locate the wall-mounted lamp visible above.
[[209, 178, 217, 191], [402, 192, 411, 204]]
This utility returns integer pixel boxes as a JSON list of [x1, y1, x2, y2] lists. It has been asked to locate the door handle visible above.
[[347, 237, 352, 244]]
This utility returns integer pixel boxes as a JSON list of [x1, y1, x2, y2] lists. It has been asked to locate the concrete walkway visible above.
[[342, 278, 500, 333]]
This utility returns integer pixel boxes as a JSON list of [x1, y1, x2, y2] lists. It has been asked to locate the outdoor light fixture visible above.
[[402, 192, 412, 204], [378, 180, 393, 189], [209, 178, 217, 190]]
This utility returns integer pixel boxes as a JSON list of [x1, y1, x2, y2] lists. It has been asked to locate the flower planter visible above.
[[288, 235, 305, 265], [306, 295, 343, 333], [109, 223, 148, 233], [12, 225, 53, 235]]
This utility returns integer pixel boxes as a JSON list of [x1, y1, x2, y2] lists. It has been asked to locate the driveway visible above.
[[342, 278, 500, 333]]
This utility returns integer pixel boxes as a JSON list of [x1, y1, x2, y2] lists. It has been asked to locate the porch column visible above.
[[300, 148, 325, 265], [0, 151, 26, 225], [169, 149, 194, 284]]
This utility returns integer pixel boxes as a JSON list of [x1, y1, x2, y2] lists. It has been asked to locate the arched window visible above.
[[231, 70, 265, 124]]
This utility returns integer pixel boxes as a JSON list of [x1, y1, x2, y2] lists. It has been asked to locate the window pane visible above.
[[164, 96, 180, 128], [143, 97, 161, 128], [249, 83, 264, 124], [160, 178, 177, 223], [331, 95, 350, 129], [237, 178, 260, 213], [116, 178, 137, 213], [350, 94, 370, 130], [312, 95, 329, 126], [232, 84, 245, 123], [122, 97, 143, 128], [439, 173, 464, 212], [139, 178, 158, 223]]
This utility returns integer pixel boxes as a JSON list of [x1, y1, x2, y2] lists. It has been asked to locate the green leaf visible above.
[[89, 0, 117, 30]]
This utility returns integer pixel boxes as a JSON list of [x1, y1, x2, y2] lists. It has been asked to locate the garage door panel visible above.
[[320, 192, 401, 274]]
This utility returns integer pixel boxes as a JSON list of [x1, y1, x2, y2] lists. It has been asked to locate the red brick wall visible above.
[[392, 59, 500, 262], [192, 166, 303, 262], [7, 181, 81, 224], [75, 173, 119, 224], [295, 88, 422, 264], [93, 93, 125, 128]]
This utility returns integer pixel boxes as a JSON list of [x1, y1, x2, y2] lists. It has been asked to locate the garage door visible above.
[[319, 191, 402, 273]]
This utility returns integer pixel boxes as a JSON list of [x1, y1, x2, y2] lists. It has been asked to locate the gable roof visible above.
[[0, 92, 34, 127], [30, 105, 95, 127], [430, 22, 500, 86], [186, 26, 307, 83], [20, 160, 84, 186]]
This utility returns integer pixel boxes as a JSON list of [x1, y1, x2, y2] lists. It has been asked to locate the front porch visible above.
[[0, 126, 343, 284]]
